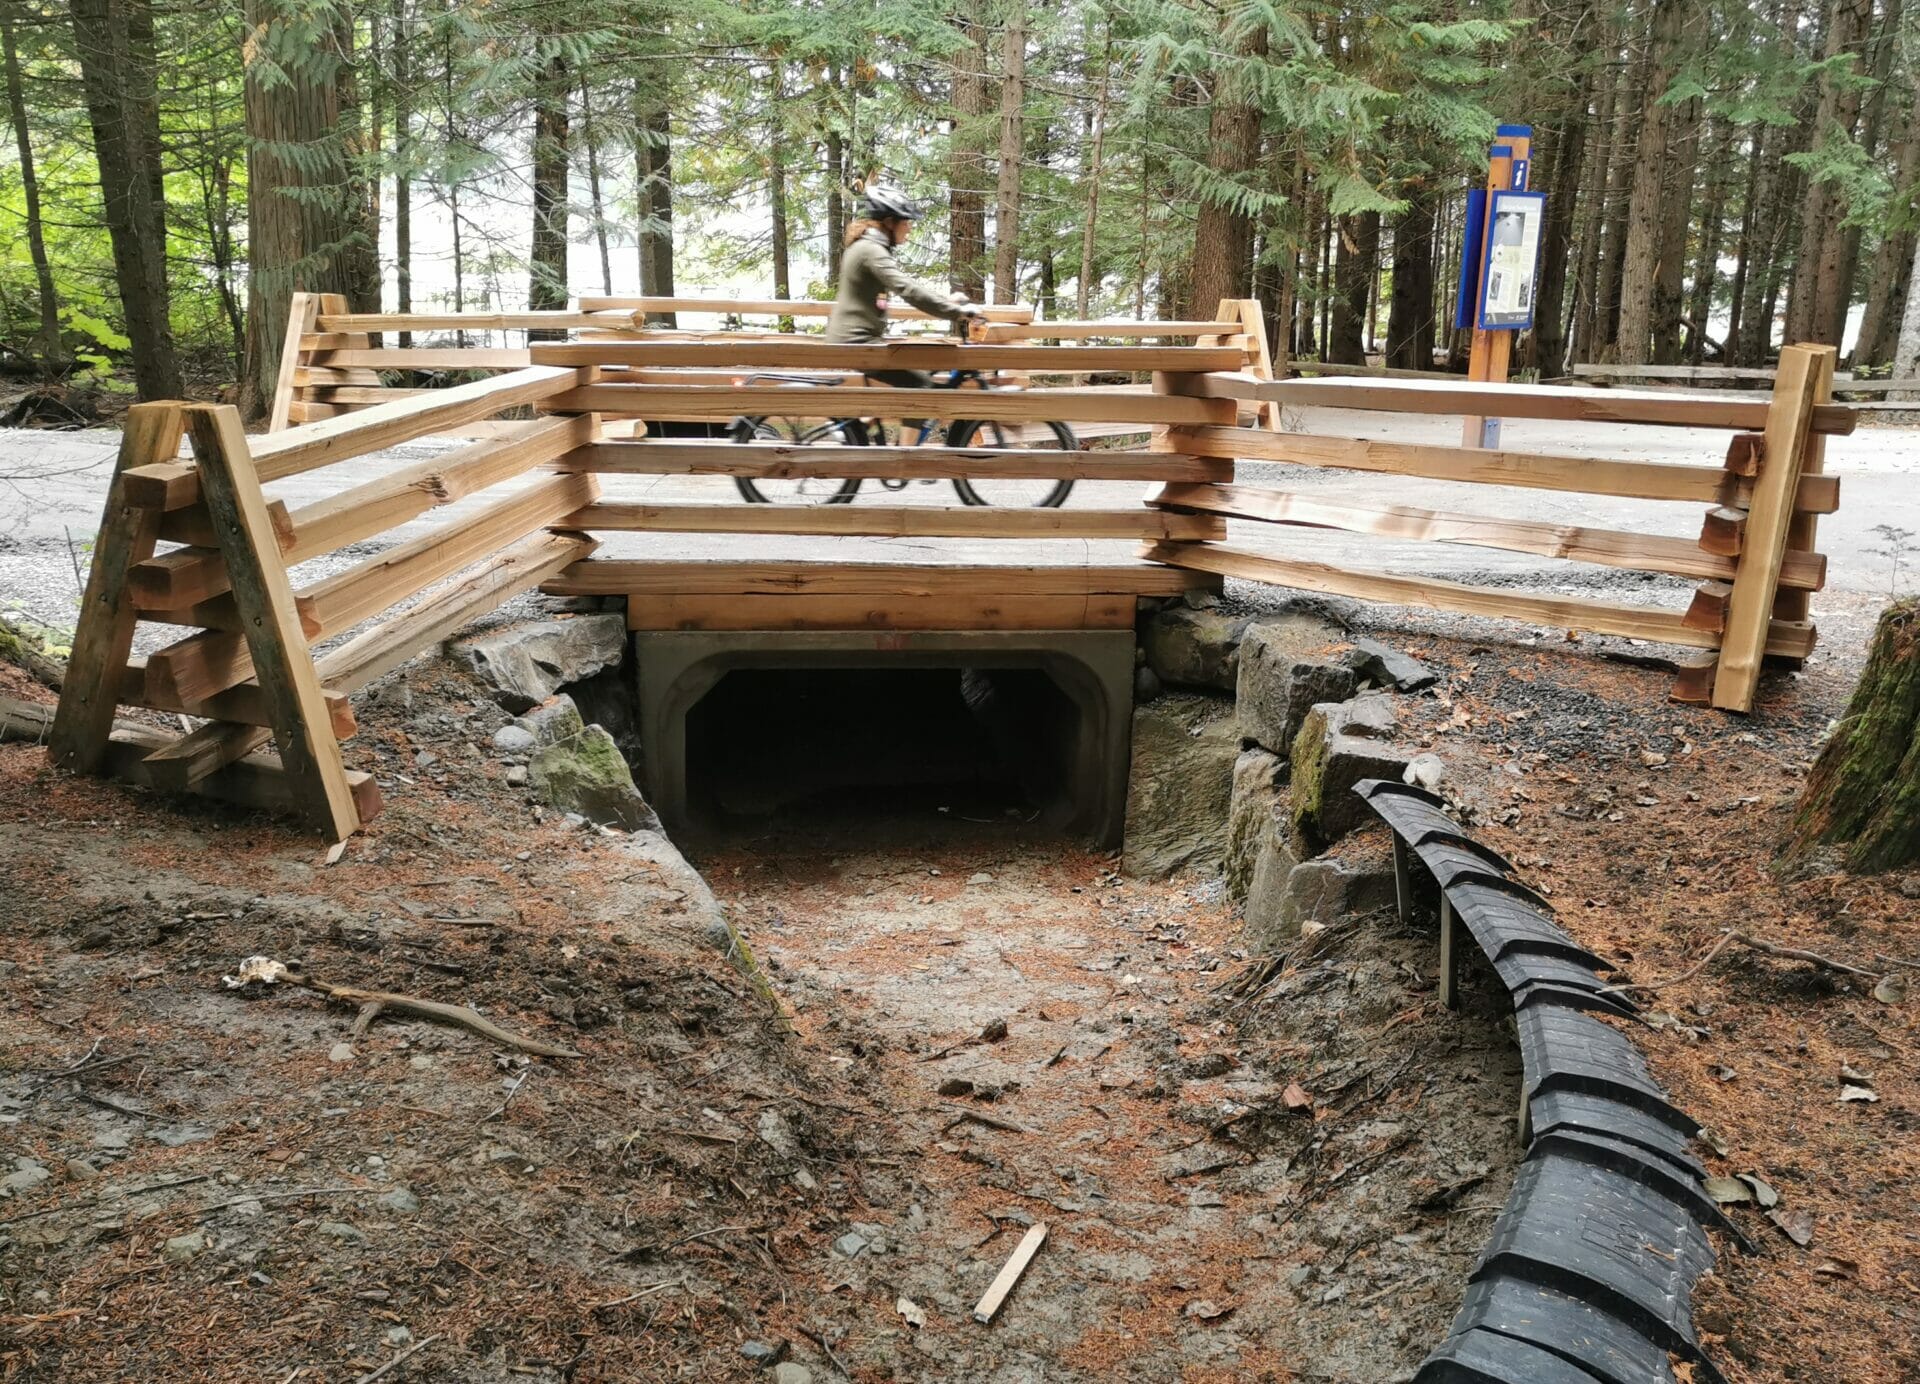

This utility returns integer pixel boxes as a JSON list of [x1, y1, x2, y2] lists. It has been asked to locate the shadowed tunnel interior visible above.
[[683, 666, 1083, 832]]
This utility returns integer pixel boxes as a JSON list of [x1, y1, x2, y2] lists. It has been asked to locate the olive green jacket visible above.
[[825, 229, 968, 342]]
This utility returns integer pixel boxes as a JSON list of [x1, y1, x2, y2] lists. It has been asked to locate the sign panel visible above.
[[1477, 190, 1546, 331]]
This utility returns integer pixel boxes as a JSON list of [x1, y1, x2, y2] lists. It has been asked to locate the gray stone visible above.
[[756, 1110, 799, 1159], [529, 722, 662, 833], [448, 613, 627, 713], [162, 1230, 209, 1264], [1122, 695, 1239, 879], [64, 1158, 99, 1181], [1236, 620, 1357, 757], [1141, 606, 1255, 692], [1224, 748, 1285, 900], [1245, 842, 1397, 953], [740, 1340, 785, 1365], [519, 695, 586, 747], [1339, 693, 1398, 739], [772, 1365, 814, 1384], [377, 1186, 421, 1215], [832, 1230, 869, 1258], [1404, 753, 1446, 790], [1134, 664, 1163, 702], [491, 724, 537, 754], [317, 1221, 366, 1243], [3, 1160, 49, 1195], [328, 1042, 355, 1064], [1288, 703, 1412, 848], [92, 1130, 131, 1151], [506, 765, 529, 788], [1343, 636, 1438, 692]]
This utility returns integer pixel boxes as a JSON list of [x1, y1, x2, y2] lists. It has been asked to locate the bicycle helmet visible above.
[[861, 184, 922, 221]]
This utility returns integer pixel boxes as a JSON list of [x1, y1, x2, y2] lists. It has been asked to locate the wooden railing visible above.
[[1144, 343, 1846, 711], [51, 298, 1851, 840]]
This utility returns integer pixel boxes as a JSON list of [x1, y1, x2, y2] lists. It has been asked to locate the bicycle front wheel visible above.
[[947, 418, 1077, 507], [731, 416, 868, 504]]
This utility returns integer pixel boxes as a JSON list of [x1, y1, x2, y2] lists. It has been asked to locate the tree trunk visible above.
[[1785, 0, 1874, 346], [769, 64, 791, 307], [1187, 22, 1268, 314], [1533, 60, 1591, 377], [949, 4, 990, 301], [1328, 212, 1378, 365], [1075, 14, 1111, 317], [70, 0, 181, 400], [1615, 0, 1690, 364], [1568, 28, 1619, 363], [824, 108, 846, 284], [393, 0, 412, 344], [238, 0, 372, 413], [1684, 124, 1732, 363], [634, 96, 675, 325], [991, 1, 1025, 305], [1385, 187, 1437, 371], [1592, 32, 1646, 362], [1650, 93, 1703, 364], [1855, 101, 1918, 366], [527, 52, 570, 323], [1894, 230, 1920, 392], [333, 7, 381, 316], [579, 77, 612, 297], [1, 1, 60, 360], [1782, 598, 1920, 872]]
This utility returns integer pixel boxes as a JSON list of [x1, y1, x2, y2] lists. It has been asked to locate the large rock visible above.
[[1342, 636, 1438, 692], [1123, 694, 1239, 879], [524, 696, 662, 832], [1236, 617, 1356, 757], [448, 613, 627, 713], [1244, 838, 1397, 953], [1140, 606, 1255, 692], [1225, 747, 1286, 899], [1288, 701, 1412, 848]]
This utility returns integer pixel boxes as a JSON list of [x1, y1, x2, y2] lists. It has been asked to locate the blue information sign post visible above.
[[1459, 125, 1542, 449]]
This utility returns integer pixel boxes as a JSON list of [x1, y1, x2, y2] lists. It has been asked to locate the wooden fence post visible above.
[[184, 403, 362, 840], [268, 291, 319, 432], [1710, 343, 1834, 712], [1769, 353, 1836, 642], [48, 403, 187, 772]]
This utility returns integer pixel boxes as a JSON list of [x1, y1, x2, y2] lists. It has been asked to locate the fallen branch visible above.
[[351, 1333, 440, 1384], [1605, 929, 1883, 997], [287, 970, 581, 1059]]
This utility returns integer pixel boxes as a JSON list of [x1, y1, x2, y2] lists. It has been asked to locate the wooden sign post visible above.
[[1461, 125, 1534, 448]]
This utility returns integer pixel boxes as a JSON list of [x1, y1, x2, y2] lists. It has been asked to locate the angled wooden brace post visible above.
[[1710, 343, 1835, 713], [48, 403, 188, 773], [183, 403, 363, 841], [268, 291, 320, 432]]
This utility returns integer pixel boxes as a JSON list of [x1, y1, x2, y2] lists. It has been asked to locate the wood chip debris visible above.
[[972, 1222, 1048, 1324]]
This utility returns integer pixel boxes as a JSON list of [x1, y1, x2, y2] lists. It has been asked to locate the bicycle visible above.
[[726, 368, 1079, 508]]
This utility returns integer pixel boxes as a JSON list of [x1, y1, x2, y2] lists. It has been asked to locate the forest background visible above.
[[12, 0, 1920, 417]]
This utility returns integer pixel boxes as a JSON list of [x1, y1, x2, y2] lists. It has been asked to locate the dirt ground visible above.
[[1, 580, 1917, 1382]]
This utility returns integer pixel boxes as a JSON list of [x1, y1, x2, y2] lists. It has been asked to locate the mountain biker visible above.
[[827, 184, 982, 394]]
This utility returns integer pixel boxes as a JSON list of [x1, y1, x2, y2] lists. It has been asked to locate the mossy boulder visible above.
[[525, 696, 661, 833], [1288, 702, 1410, 850]]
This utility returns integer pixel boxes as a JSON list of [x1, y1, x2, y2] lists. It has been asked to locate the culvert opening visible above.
[[683, 665, 1082, 834]]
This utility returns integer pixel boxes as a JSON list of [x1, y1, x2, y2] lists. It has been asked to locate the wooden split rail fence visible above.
[[50, 293, 1850, 839]]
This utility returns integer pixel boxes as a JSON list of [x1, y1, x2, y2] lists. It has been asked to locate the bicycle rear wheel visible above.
[[947, 418, 1077, 507], [731, 416, 868, 504]]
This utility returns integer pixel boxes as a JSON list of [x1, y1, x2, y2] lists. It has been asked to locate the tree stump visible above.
[[1783, 597, 1920, 873]]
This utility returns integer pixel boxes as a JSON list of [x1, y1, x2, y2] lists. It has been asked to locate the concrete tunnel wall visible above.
[[631, 630, 1137, 844]]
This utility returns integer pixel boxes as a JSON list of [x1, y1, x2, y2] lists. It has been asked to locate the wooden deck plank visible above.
[[537, 383, 1237, 426], [527, 341, 1244, 372]]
